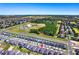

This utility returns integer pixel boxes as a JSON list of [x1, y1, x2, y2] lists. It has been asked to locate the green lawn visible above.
[[0, 41, 10, 51]]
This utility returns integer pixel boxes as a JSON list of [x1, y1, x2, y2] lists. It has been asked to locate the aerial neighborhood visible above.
[[0, 15, 79, 55]]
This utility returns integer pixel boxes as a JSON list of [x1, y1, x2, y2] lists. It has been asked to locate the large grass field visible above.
[[6, 22, 45, 33], [4, 22, 68, 44]]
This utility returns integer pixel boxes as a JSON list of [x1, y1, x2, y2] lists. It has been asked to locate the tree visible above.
[[30, 29, 39, 34], [30, 18, 57, 36]]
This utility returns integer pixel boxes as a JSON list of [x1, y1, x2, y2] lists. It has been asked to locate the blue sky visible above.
[[0, 3, 79, 15]]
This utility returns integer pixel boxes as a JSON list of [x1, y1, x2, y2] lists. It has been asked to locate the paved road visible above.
[[65, 22, 73, 55], [68, 40, 73, 55]]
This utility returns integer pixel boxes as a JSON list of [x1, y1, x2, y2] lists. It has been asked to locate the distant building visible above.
[[27, 24, 32, 27]]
